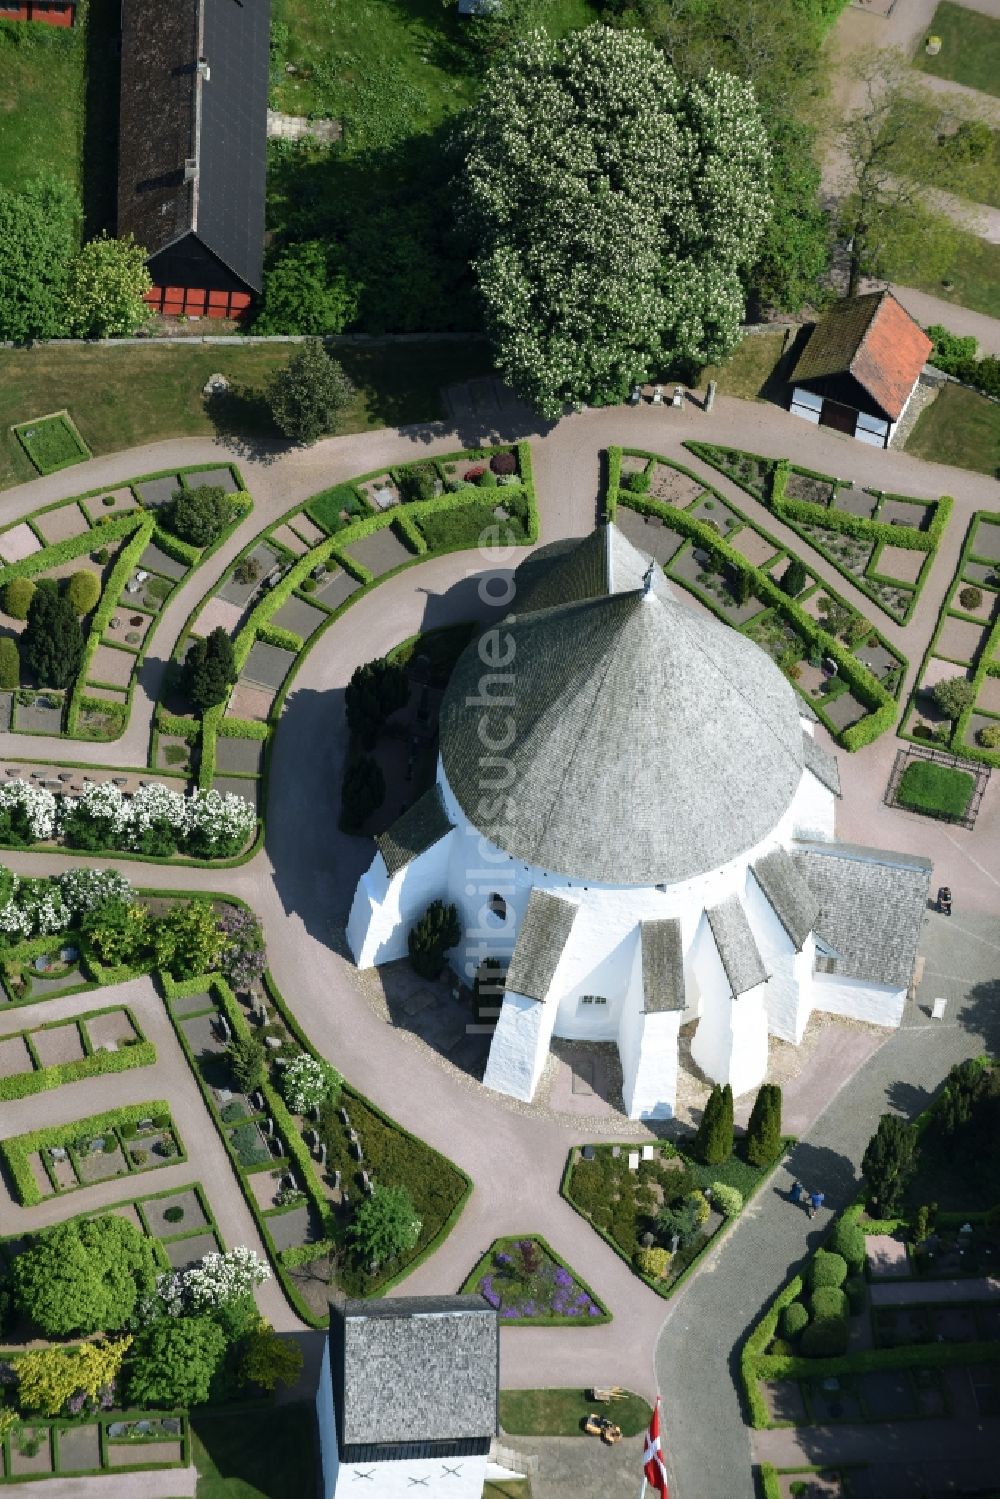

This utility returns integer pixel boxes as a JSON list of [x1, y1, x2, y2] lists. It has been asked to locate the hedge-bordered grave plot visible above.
[[608, 448, 906, 751], [0, 1002, 154, 1100], [153, 443, 539, 820], [901, 511, 1000, 766], [684, 442, 951, 626], [0, 464, 251, 746], [12, 412, 91, 478], [1, 1102, 185, 1206]]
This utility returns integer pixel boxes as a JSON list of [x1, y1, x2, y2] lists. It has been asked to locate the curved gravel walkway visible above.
[[0, 398, 998, 1496]]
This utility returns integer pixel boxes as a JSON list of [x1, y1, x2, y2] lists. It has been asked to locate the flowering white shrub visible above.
[[152, 1247, 271, 1317], [461, 27, 770, 418], [0, 779, 56, 840], [55, 868, 132, 916], [0, 873, 69, 939], [280, 1054, 342, 1114], [184, 789, 256, 853], [0, 776, 259, 859]]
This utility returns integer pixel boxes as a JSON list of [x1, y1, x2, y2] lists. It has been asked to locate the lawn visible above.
[[896, 759, 974, 819], [305, 482, 368, 535], [906, 382, 1000, 478], [0, 19, 84, 197], [0, 341, 495, 491], [915, 2, 1000, 98], [699, 331, 788, 402], [14, 412, 90, 475], [895, 231, 1000, 321], [882, 95, 1000, 210], [192, 1404, 317, 1498], [499, 1388, 653, 1439]]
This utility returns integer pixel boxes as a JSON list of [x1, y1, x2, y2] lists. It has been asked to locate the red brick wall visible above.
[[143, 287, 253, 320], [1, 3, 76, 25]]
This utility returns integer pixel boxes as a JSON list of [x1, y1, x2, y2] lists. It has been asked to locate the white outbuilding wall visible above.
[[810, 971, 906, 1028], [333, 1456, 488, 1497]]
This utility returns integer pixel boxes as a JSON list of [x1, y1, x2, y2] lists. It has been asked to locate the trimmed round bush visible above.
[[710, 1182, 743, 1218], [809, 1248, 848, 1290], [65, 569, 101, 615], [780, 1301, 809, 1340], [828, 1216, 866, 1273], [959, 585, 983, 611], [800, 1317, 849, 1357], [490, 451, 517, 476], [163, 1206, 184, 1224], [92, 547, 110, 565], [3, 577, 35, 621], [810, 1286, 848, 1322], [978, 724, 1000, 749], [634, 1246, 672, 1279]]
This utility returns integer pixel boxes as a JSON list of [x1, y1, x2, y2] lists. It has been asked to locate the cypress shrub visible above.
[[810, 1286, 848, 1322], [0, 637, 19, 689], [780, 1301, 809, 1340], [408, 901, 461, 980], [809, 1249, 848, 1290], [745, 1083, 782, 1166], [694, 1084, 733, 1165]]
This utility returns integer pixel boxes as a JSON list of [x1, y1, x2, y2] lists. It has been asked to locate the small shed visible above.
[[788, 290, 932, 448]]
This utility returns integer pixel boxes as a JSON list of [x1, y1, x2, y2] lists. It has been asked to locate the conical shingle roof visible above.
[[439, 524, 804, 886]]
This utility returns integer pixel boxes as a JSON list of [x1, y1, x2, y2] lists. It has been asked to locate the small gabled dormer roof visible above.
[[641, 919, 685, 1013], [706, 896, 769, 997], [506, 889, 578, 1002], [751, 848, 819, 952], [375, 786, 453, 877]]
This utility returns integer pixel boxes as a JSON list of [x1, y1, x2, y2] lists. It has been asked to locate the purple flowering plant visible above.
[[475, 1237, 604, 1323]]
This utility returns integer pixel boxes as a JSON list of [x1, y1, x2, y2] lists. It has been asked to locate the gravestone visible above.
[[332, 1168, 340, 1190], [628, 1151, 640, 1171], [642, 1144, 654, 1161], [265, 1117, 274, 1136], [318, 1143, 327, 1168]]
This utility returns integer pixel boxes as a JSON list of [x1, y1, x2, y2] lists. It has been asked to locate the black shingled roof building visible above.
[[117, 0, 270, 312]]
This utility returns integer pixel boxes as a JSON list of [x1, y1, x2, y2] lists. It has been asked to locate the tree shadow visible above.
[[884, 1078, 936, 1120], [783, 1140, 861, 1213], [958, 974, 1000, 1057], [759, 323, 811, 407], [204, 387, 287, 468]]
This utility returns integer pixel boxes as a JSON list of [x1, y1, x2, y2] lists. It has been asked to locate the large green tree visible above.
[[255, 240, 359, 336], [461, 25, 770, 417], [65, 233, 151, 338], [837, 50, 993, 295], [12, 1217, 157, 1337], [266, 340, 354, 444], [164, 485, 234, 548], [21, 583, 85, 688], [349, 1184, 421, 1265], [0, 177, 78, 342], [128, 1317, 227, 1407]]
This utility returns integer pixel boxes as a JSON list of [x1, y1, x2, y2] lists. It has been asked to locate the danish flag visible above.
[[642, 1398, 669, 1498]]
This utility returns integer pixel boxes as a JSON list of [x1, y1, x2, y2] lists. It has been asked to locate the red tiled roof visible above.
[[791, 291, 932, 422]]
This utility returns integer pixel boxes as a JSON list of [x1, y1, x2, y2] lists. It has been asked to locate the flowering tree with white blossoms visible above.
[[0, 779, 56, 843], [151, 1247, 271, 1318], [46, 778, 256, 859], [280, 1054, 343, 1115], [460, 26, 771, 418]]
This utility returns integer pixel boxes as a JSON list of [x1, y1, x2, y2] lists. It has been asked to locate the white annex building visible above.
[[348, 524, 930, 1118], [316, 1295, 499, 1498]]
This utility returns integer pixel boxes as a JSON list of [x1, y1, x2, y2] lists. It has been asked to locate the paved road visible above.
[[1, 396, 999, 1496]]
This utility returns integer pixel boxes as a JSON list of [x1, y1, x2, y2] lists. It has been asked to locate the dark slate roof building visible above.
[[328, 1296, 499, 1464], [117, 0, 270, 299], [375, 786, 453, 878], [793, 842, 932, 988]]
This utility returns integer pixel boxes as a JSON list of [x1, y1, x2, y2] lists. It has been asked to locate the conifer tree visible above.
[[746, 1083, 783, 1166], [695, 1084, 732, 1166]]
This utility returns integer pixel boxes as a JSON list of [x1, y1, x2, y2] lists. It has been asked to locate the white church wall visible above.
[[789, 767, 836, 843], [315, 1337, 339, 1499], [551, 927, 638, 1043], [743, 874, 813, 1044], [688, 914, 769, 1094], [335, 1455, 487, 1497], [482, 989, 559, 1102], [811, 971, 905, 1028], [624, 1011, 682, 1120], [618, 936, 645, 1113], [347, 835, 455, 970]]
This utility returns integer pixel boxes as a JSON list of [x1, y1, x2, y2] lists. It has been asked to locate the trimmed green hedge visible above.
[[0, 1006, 154, 1101], [685, 442, 952, 627], [0, 512, 138, 586], [217, 717, 269, 741], [608, 452, 900, 750], [2, 1099, 175, 1206], [760, 1463, 782, 1499], [65, 518, 154, 737], [255, 623, 303, 653]]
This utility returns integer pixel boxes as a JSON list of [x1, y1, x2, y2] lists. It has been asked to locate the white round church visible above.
[[347, 524, 930, 1119]]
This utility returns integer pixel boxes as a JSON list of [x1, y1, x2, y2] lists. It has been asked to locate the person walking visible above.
[[808, 1188, 825, 1219], [790, 1181, 806, 1209]]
